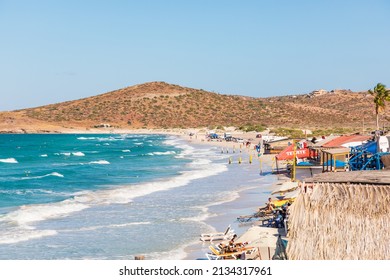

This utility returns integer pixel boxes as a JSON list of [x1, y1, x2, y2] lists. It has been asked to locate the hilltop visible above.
[[0, 81, 387, 133]]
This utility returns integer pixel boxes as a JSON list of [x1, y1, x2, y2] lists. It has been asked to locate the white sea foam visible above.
[[50, 172, 64, 177], [11, 136, 227, 219], [97, 136, 124, 142], [202, 191, 240, 208], [147, 151, 176, 156], [0, 228, 58, 244], [55, 152, 85, 157], [21, 172, 64, 180], [40, 154, 48, 157], [0, 199, 89, 226], [0, 135, 229, 247], [0, 158, 18, 163], [0, 198, 83, 244], [73, 161, 228, 205], [163, 137, 181, 146], [77, 137, 97, 140], [179, 212, 215, 223], [144, 241, 195, 260], [88, 160, 110, 165], [155, 151, 176, 155], [68, 222, 151, 232], [0, 189, 55, 195], [122, 149, 131, 153], [188, 158, 212, 166]]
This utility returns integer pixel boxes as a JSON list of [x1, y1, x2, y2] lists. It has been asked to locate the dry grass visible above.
[[1, 82, 388, 131]]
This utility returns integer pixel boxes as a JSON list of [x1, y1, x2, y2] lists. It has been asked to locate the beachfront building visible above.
[[307, 134, 373, 172], [286, 171, 390, 259]]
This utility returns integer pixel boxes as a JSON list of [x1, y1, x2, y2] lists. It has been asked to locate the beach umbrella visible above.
[[271, 181, 299, 195]]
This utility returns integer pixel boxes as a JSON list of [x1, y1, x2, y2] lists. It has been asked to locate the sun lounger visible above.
[[205, 245, 258, 260], [237, 210, 272, 223], [200, 225, 235, 242]]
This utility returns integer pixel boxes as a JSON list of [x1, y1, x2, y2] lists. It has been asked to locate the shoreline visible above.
[[177, 134, 288, 260], [1, 129, 287, 260], [183, 172, 280, 260], [0, 127, 264, 141]]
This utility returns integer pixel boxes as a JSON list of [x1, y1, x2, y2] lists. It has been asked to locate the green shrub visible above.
[[239, 124, 267, 132]]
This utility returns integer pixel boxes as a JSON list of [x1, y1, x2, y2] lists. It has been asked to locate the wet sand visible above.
[[178, 135, 286, 259]]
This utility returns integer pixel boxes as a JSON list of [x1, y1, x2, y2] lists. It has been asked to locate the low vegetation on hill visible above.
[[3, 81, 390, 133]]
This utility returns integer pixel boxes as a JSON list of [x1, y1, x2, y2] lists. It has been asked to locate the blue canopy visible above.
[[297, 162, 314, 166], [324, 159, 346, 168]]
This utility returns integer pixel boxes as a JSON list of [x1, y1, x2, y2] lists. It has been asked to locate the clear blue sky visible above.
[[1, 0, 389, 111]]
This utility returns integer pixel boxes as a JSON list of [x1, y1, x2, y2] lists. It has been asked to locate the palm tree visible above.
[[368, 83, 390, 130]]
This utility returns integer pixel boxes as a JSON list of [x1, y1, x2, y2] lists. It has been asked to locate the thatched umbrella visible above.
[[271, 181, 299, 195], [287, 180, 390, 260]]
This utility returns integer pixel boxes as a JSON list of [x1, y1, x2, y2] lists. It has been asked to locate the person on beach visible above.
[[219, 234, 237, 253], [283, 203, 291, 233], [219, 234, 242, 254], [274, 210, 284, 228], [265, 197, 275, 211], [221, 234, 250, 254], [258, 197, 275, 213], [228, 234, 237, 247]]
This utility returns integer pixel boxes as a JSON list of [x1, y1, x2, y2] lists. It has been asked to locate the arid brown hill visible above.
[[1, 81, 389, 132]]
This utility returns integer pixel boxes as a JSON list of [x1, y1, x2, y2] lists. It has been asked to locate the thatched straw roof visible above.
[[304, 170, 390, 184], [287, 171, 390, 260]]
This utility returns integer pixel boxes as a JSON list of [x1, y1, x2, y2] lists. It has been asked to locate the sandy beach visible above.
[[175, 132, 289, 260]]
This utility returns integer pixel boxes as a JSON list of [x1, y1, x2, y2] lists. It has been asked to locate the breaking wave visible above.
[[0, 158, 18, 163]]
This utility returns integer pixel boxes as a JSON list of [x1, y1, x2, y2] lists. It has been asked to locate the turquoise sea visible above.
[[0, 134, 272, 259]]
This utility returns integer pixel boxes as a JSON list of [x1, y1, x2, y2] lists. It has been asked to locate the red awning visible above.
[[275, 143, 310, 160]]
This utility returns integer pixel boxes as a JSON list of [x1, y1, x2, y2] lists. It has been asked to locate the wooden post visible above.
[[292, 140, 296, 181], [258, 247, 262, 260], [259, 157, 263, 175]]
